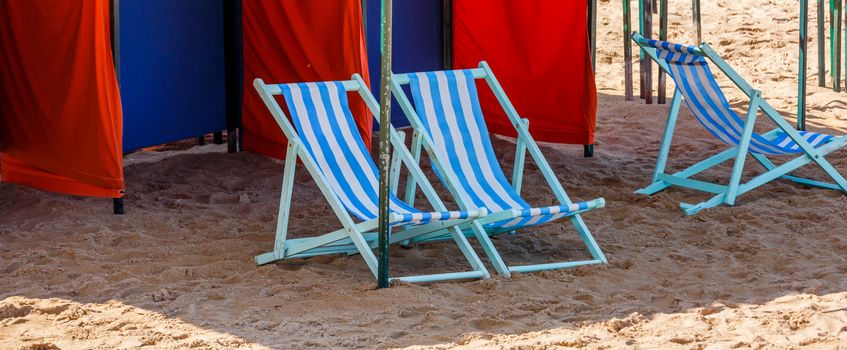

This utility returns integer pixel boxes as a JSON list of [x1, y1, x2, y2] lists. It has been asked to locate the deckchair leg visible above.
[[445, 226, 490, 278], [652, 89, 682, 183], [403, 130, 423, 207], [725, 93, 761, 205], [261, 141, 299, 263], [390, 131, 406, 194], [680, 194, 727, 215], [567, 214, 607, 263], [637, 89, 682, 194], [511, 119, 529, 194], [510, 119, 529, 235], [469, 221, 511, 277]]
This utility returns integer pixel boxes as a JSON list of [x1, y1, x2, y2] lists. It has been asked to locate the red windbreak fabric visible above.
[[241, 0, 372, 159], [453, 0, 597, 144], [0, 0, 124, 198]]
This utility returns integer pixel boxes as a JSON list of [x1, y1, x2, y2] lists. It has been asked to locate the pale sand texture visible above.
[[2, 0, 847, 348]]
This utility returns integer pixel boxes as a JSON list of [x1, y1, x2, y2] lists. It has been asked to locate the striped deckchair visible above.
[[632, 33, 847, 215], [252, 75, 491, 283], [390, 63, 607, 277]]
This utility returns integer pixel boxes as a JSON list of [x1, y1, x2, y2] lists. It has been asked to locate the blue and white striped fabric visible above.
[[643, 38, 835, 155], [406, 70, 597, 230], [278, 81, 474, 227]]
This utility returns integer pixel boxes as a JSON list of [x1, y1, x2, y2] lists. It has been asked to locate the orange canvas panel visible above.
[[241, 0, 372, 159], [0, 0, 124, 198]]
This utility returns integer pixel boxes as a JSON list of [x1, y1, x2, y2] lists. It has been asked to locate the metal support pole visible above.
[[638, 0, 645, 99], [658, 0, 668, 104], [832, 0, 837, 85], [801, 0, 809, 131], [643, 0, 653, 104], [377, 0, 394, 289], [110, 0, 125, 215], [224, 0, 242, 153], [624, 0, 634, 100], [113, 197, 125, 215], [588, 0, 597, 71], [443, 0, 452, 69], [819, 0, 826, 87], [836, 0, 842, 92], [692, 0, 702, 43], [583, 144, 594, 157]]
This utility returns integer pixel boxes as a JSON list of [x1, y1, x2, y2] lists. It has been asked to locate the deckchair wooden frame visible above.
[[252, 75, 491, 283], [632, 32, 847, 215], [391, 62, 608, 277]]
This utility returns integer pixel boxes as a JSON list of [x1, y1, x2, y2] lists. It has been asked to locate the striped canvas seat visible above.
[[406, 70, 598, 230], [278, 81, 473, 227], [643, 39, 835, 155]]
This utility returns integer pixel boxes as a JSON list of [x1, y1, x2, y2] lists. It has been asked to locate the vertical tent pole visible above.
[[643, 0, 653, 104], [110, 0, 125, 215], [819, 0, 826, 87], [658, 0, 668, 104], [800, 0, 809, 131], [224, 0, 241, 153], [624, 0, 634, 100], [585, 0, 597, 157], [836, 0, 842, 92], [443, 0, 452, 69], [692, 0, 702, 43], [831, 0, 836, 85], [377, 0, 394, 289], [588, 0, 597, 71], [638, 0, 645, 99]]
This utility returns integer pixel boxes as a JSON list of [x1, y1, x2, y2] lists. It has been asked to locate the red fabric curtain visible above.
[[0, 0, 124, 198], [453, 0, 597, 145], [241, 0, 372, 159]]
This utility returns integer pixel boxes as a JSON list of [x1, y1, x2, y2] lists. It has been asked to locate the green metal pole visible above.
[[638, 0, 645, 99], [836, 0, 842, 92], [692, 0, 701, 43], [643, 0, 653, 104], [624, 0, 634, 100], [831, 0, 838, 88], [588, 0, 597, 72], [800, 0, 809, 131], [819, 0, 826, 87], [658, 0, 667, 104], [377, 0, 393, 289]]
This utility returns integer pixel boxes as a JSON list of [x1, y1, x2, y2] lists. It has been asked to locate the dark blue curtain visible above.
[[366, 0, 444, 127], [119, 0, 228, 151]]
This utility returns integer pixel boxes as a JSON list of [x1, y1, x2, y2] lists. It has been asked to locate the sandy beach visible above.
[[2, 0, 847, 348]]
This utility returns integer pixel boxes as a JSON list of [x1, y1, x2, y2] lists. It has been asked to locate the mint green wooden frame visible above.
[[252, 75, 491, 283], [390, 62, 608, 277], [632, 33, 847, 215]]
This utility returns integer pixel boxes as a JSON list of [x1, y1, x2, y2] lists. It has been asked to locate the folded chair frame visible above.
[[632, 33, 847, 215], [391, 62, 607, 277], [252, 75, 491, 283]]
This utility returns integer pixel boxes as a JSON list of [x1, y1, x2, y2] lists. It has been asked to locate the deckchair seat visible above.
[[404, 70, 605, 231], [279, 81, 484, 228], [641, 38, 836, 156]]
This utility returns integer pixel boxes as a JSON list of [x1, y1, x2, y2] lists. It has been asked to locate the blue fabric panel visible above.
[[120, 0, 227, 152], [366, 0, 443, 127]]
